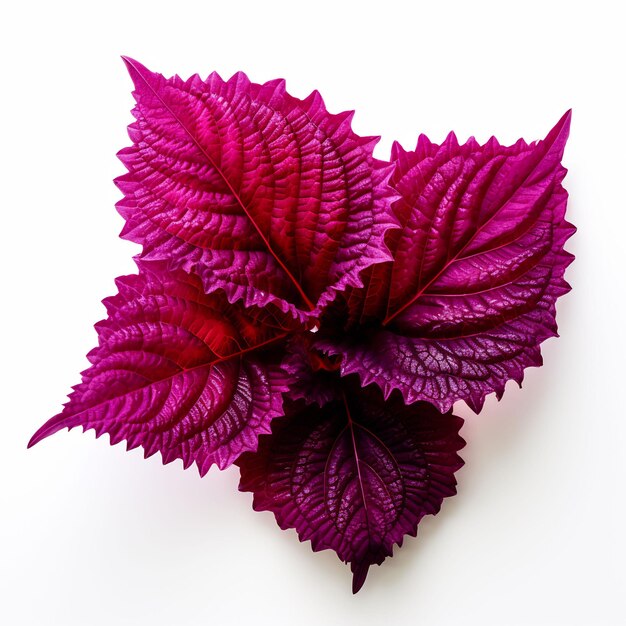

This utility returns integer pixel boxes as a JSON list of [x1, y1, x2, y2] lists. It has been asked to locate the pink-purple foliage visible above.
[[29, 58, 574, 593]]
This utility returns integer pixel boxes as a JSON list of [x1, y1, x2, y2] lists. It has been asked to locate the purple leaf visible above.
[[281, 335, 343, 407], [319, 112, 575, 412], [116, 58, 397, 321], [28, 262, 292, 474], [238, 382, 465, 593]]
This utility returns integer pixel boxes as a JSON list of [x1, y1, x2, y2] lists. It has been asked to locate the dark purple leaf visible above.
[[238, 383, 465, 592], [281, 335, 343, 407]]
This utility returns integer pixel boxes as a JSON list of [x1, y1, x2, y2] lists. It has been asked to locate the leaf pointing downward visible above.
[[238, 383, 464, 593], [28, 262, 292, 474], [116, 58, 397, 321]]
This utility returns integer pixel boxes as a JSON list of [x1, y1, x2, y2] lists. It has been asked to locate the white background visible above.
[[1, 1, 624, 624]]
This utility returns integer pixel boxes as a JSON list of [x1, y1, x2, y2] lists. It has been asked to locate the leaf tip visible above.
[[120, 56, 152, 90], [557, 108, 572, 134], [27, 424, 50, 449], [351, 561, 370, 594], [27, 413, 74, 449], [120, 54, 139, 70], [546, 108, 572, 149]]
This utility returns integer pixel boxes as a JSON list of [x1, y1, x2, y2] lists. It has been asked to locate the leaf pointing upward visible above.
[[320, 112, 575, 412], [116, 58, 397, 321]]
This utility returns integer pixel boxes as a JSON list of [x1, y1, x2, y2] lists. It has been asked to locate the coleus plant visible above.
[[29, 58, 574, 593]]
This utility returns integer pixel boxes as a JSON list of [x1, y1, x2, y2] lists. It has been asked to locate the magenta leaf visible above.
[[28, 262, 292, 473], [318, 112, 575, 412], [116, 58, 397, 321], [238, 382, 464, 592]]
